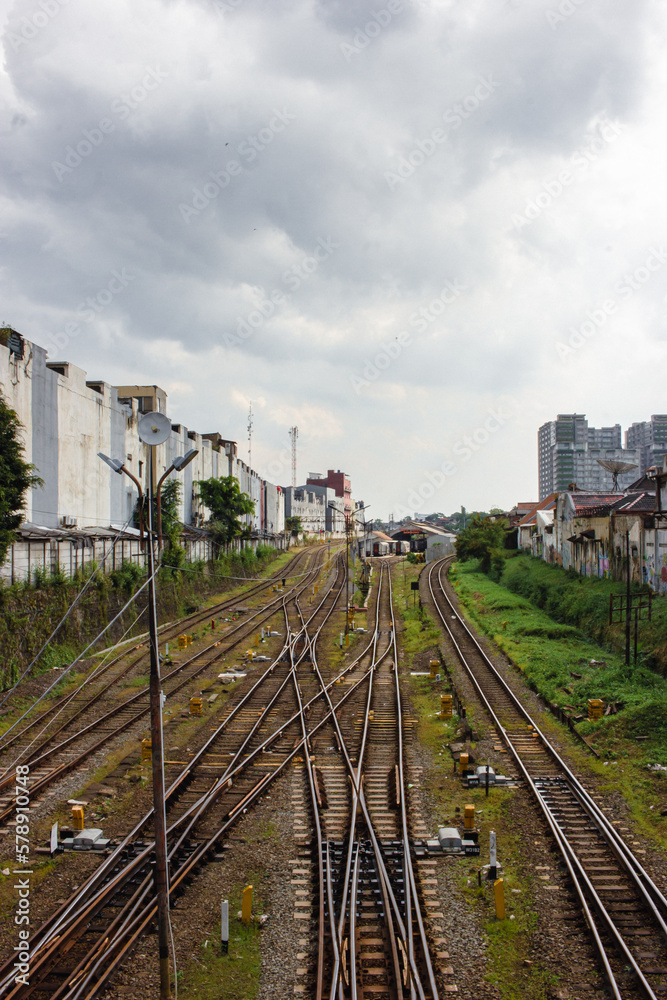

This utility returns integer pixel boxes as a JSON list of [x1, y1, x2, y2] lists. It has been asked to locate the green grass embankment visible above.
[[0, 545, 288, 688], [501, 554, 667, 674], [450, 558, 667, 846], [450, 559, 667, 767]]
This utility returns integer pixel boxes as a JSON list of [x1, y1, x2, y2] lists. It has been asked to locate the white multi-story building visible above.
[[626, 415, 667, 474], [538, 414, 640, 500], [0, 329, 285, 578]]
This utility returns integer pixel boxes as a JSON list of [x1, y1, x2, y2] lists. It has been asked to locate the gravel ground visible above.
[[98, 765, 302, 1000]]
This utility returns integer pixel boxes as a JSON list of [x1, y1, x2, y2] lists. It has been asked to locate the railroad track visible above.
[[292, 560, 440, 999], [0, 551, 350, 998], [0, 544, 318, 766], [0, 548, 331, 831], [427, 557, 667, 1000]]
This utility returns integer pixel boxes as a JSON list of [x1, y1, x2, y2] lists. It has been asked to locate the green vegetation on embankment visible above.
[[499, 553, 667, 674], [0, 545, 289, 689], [450, 558, 667, 771]]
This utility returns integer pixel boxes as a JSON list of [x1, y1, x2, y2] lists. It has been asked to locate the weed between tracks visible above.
[[177, 874, 264, 1000]]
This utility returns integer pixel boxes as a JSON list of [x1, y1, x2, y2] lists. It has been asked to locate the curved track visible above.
[[427, 557, 667, 1000]]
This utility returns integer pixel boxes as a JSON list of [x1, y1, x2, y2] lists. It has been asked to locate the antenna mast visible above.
[[247, 401, 253, 468], [289, 426, 298, 487]]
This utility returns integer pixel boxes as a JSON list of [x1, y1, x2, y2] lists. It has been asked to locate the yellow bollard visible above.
[[190, 697, 202, 716], [459, 752, 469, 774], [588, 698, 604, 721], [72, 805, 85, 831], [464, 804, 475, 830], [242, 885, 253, 923], [187, 635, 193, 646], [440, 694, 453, 718], [429, 659, 439, 679], [494, 878, 506, 919], [141, 737, 152, 761], [178, 635, 188, 649], [254, 634, 260, 646]]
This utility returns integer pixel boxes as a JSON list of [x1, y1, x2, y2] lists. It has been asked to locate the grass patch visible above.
[[501, 553, 667, 675], [450, 560, 667, 847], [178, 876, 264, 1000]]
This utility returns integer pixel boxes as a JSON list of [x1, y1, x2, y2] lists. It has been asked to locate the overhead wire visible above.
[[0, 515, 138, 711], [0, 567, 157, 775]]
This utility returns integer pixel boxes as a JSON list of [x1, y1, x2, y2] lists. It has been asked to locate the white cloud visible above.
[[1, 0, 666, 514]]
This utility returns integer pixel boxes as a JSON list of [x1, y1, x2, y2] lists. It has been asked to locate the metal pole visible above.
[[625, 530, 631, 667], [345, 519, 350, 633], [147, 445, 172, 999]]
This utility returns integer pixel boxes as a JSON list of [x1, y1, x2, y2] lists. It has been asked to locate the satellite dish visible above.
[[595, 459, 637, 491], [138, 411, 171, 446]]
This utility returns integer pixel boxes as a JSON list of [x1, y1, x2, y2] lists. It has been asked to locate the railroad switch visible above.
[[55, 823, 111, 852]]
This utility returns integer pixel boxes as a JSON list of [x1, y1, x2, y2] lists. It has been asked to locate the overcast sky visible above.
[[2, 0, 667, 519]]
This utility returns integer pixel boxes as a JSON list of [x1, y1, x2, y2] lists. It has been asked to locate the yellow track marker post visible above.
[[242, 885, 253, 923], [494, 878, 506, 919]]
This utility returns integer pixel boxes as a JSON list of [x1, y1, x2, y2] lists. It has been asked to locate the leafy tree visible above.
[[0, 392, 42, 567], [285, 515, 302, 536], [455, 513, 508, 578], [134, 479, 186, 575], [196, 475, 255, 551]]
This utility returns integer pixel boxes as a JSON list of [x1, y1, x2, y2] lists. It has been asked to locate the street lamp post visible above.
[[98, 419, 196, 1000]]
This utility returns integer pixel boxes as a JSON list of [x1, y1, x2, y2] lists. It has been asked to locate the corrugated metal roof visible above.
[[517, 494, 557, 527]]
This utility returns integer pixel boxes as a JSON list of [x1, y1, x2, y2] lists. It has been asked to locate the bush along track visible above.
[[449, 557, 667, 847]]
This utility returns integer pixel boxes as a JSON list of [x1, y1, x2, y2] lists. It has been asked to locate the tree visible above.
[[0, 392, 42, 566], [285, 515, 302, 536], [455, 513, 508, 578], [135, 479, 185, 574], [196, 475, 255, 551]]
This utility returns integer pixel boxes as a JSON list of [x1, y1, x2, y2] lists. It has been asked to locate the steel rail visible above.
[[387, 566, 438, 1000], [430, 558, 667, 934], [0, 545, 316, 758], [0, 549, 332, 837], [303, 563, 429, 1000], [427, 558, 666, 1000], [1, 546, 326, 780], [61, 647, 384, 1000], [0, 557, 343, 995], [0, 558, 349, 998]]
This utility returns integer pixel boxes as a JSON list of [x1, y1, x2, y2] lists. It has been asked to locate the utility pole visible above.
[[625, 530, 631, 667], [289, 426, 298, 487], [146, 444, 171, 998], [247, 401, 253, 469]]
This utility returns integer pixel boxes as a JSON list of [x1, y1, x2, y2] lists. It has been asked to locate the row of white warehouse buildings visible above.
[[0, 329, 286, 584]]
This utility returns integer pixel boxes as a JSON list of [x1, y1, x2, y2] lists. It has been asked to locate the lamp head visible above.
[[98, 452, 124, 474], [172, 448, 199, 472]]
